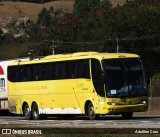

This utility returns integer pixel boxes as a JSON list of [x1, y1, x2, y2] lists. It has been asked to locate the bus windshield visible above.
[[103, 59, 147, 98]]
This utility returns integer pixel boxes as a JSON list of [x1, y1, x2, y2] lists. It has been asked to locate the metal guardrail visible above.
[[136, 97, 160, 115]]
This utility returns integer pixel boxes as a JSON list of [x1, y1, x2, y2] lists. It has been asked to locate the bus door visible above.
[[72, 59, 92, 112], [91, 59, 106, 114]]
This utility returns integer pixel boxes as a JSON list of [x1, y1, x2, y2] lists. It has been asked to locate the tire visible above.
[[121, 112, 133, 119], [23, 103, 32, 120], [87, 102, 98, 120], [32, 103, 40, 120]]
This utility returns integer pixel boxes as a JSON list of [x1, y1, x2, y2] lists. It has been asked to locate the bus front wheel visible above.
[[87, 102, 98, 120], [23, 103, 32, 120]]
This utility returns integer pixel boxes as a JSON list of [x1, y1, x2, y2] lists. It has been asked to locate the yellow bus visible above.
[[7, 52, 148, 120]]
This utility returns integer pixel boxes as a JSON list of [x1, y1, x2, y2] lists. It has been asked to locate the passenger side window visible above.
[[20, 66, 32, 81], [8, 59, 91, 82], [33, 65, 41, 80], [8, 66, 20, 82], [46, 63, 55, 80], [65, 61, 75, 79], [77, 60, 90, 79]]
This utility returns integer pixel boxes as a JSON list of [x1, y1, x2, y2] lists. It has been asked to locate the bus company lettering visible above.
[[15, 85, 48, 91], [76, 82, 84, 88]]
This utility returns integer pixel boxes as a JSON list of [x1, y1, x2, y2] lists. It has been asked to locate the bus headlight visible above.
[[107, 102, 117, 106], [140, 100, 147, 104]]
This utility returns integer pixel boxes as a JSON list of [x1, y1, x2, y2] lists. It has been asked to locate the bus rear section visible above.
[[0, 58, 31, 111]]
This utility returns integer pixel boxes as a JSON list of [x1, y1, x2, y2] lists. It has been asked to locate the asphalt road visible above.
[[0, 115, 160, 128], [0, 115, 160, 134]]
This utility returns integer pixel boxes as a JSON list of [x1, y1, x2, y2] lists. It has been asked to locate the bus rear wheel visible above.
[[23, 103, 32, 120], [87, 102, 98, 120], [32, 103, 40, 120]]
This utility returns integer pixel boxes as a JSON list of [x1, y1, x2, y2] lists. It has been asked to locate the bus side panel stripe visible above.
[[39, 108, 82, 114]]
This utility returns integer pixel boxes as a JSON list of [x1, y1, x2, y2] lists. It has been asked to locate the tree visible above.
[[26, 7, 63, 55], [37, 7, 53, 28], [25, 22, 44, 55], [0, 28, 4, 43], [73, 0, 112, 15], [73, 0, 100, 15], [100, 0, 112, 10], [151, 73, 160, 96]]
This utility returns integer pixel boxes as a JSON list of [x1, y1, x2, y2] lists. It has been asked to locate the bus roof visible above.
[[43, 52, 139, 60], [8, 52, 140, 66]]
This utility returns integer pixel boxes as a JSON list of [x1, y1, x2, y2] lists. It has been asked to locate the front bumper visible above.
[[105, 104, 148, 114]]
